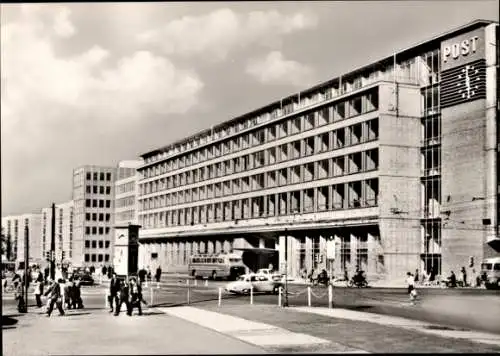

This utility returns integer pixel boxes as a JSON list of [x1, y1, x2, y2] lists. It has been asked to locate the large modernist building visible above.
[[114, 160, 143, 228], [137, 20, 499, 282], [2, 213, 43, 265]]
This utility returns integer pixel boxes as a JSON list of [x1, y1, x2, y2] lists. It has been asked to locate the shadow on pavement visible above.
[[65, 312, 92, 317], [2, 315, 19, 329]]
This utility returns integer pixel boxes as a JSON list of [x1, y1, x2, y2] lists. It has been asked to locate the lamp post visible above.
[[50, 203, 56, 280]]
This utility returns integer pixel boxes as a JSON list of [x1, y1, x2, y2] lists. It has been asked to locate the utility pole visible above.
[[22, 225, 29, 313], [50, 203, 56, 280]]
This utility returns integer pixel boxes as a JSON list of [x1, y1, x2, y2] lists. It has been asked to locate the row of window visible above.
[[85, 199, 112, 208], [84, 253, 110, 263], [140, 118, 379, 196], [140, 179, 378, 229], [140, 149, 378, 211], [116, 181, 136, 195], [85, 226, 111, 235], [116, 196, 136, 208], [85, 185, 112, 195], [84, 240, 111, 249], [86, 172, 112, 181], [115, 210, 136, 224], [141, 90, 379, 179], [85, 213, 112, 222]]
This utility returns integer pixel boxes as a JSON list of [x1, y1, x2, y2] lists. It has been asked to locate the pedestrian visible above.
[[128, 277, 144, 316], [108, 273, 121, 313], [44, 278, 65, 317], [73, 278, 84, 309], [147, 268, 152, 282], [447, 271, 457, 288], [155, 266, 162, 283], [138, 267, 147, 285], [44, 266, 50, 282], [64, 279, 74, 309], [34, 274, 44, 308], [414, 269, 419, 284], [460, 266, 467, 287], [102, 265, 107, 278], [115, 278, 130, 316], [406, 272, 417, 305], [15, 282, 26, 312]]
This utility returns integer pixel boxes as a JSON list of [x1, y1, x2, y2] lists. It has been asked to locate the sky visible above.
[[1, 1, 498, 216]]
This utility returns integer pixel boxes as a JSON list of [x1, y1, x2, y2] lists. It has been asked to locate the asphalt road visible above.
[[4, 278, 500, 334]]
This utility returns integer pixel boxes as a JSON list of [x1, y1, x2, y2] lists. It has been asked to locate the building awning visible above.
[[233, 247, 278, 254]]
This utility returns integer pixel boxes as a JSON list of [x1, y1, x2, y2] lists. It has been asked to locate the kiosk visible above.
[[113, 224, 141, 278]]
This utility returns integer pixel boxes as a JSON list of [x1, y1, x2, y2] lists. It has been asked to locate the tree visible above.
[[1, 228, 13, 261]]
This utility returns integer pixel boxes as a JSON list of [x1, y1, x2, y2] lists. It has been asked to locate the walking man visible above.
[[108, 273, 121, 313], [34, 270, 44, 308], [115, 278, 130, 316], [406, 272, 417, 305], [128, 277, 144, 316], [44, 278, 65, 317], [155, 266, 162, 283]]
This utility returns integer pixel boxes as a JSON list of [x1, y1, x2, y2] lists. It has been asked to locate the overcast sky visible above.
[[1, 1, 498, 216]]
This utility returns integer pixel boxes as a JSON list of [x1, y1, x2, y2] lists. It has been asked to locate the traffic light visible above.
[[314, 254, 319, 263], [45, 251, 50, 261], [469, 256, 474, 268]]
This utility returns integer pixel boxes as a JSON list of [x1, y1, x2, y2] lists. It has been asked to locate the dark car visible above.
[[73, 272, 94, 286]]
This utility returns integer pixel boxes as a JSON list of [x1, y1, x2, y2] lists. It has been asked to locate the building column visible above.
[[319, 235, 327, 271], [367, 232, 377, 280], [160, 242, 167, 270], [179, 241, 185, 265], [350, 233, 358, 275], [165, 242, 171, 266], [279, 235, 286, 274], [223, 240, 230, 253], [334, 234, 342, 279], [259, 237, 265, 249], [215, 240, 222, 253], [305, 236, 313, 274]]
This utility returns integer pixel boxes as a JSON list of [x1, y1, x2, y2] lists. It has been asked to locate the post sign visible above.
[[441, 28, 485, 71]]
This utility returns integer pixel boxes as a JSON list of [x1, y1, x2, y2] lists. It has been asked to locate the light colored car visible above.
[[225, 273, 283, 295], [256, 268, 283, 281]]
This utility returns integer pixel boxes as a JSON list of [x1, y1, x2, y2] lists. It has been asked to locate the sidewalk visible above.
[[2, 307, 264, 355]]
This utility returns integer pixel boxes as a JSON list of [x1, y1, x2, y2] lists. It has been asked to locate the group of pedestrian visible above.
[[108, 273, 146, 316]]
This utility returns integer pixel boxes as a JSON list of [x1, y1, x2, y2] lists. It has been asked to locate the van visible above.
[[480, 257, 500, 290]]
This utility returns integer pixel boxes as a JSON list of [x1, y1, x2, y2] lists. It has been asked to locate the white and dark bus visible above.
[[188, 253, 246, 280]]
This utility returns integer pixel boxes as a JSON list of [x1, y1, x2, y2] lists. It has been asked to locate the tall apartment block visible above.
[[114, 160, 143, 227], [2, 213, 43, 265], [40, 200, 74, 266], [72, 166, 117, 267], [137, 20, 499, 282]]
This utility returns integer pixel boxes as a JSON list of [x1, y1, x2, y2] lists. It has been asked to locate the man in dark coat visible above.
[[128, 277, 144, 316], [115, 278, 130, 316], [73, 278, 84, 309], [155, 266, 162, 283], [44, 278, 65, 317], [138, 268, 147, 285], [108, 273, 121, 313]]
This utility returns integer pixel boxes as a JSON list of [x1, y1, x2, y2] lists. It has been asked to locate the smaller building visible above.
[[114, 160, 142, 227], [2, 213, 43, 266]]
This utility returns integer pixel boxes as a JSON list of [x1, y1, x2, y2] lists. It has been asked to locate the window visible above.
[[86, 172, 91, 180], [93, 172, 98, 180], [99, 200, 104, 208], [85, 240, 90, 248], [84, 254, 90, 262], [99, 213, 104, 221], [92, 213, 97, 221], [98, 254, 103, 262], [91, 240, 97, 248], [86, 199, 91, 207], [105, 227, 110, 234], [100, 172, 105, 181], [106, 187, 111, 195], [105, 214, 110, 222], [85, 226, 90, 235], [93, 199, 97, 208], [106, 173, 112, 181], [106, 200, 111, 208], [92, 227, 97, 235], [85, 213, 91, 221], [99, 227, 104, 235], [104, 254, 110, 262], [99, 186, 104, 194], [86, 186, 91, 194], [99, 241, 103, 248], [105, 241, 110, 248], [91, 254, 96, 262], [93, 186, 98, 194]]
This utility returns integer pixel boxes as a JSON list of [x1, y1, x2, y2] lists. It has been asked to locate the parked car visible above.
[[225, 273, 283, 295], [72, 272, 94, 286]]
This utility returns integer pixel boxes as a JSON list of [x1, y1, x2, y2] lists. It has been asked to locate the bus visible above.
[[480, 257, 500, 290], [188, 253, 246, 280]]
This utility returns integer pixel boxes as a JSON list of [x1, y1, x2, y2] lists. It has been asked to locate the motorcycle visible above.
[[347, 274, 369, 288]]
